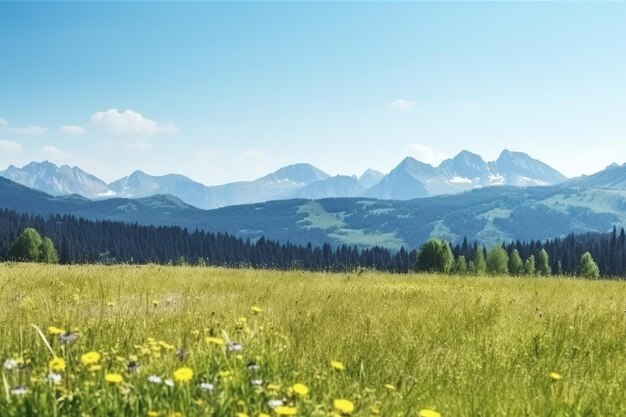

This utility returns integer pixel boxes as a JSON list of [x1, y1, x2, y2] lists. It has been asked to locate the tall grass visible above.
[[1, 263, 625, 416]]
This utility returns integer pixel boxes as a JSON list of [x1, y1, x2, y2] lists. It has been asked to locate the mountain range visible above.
[[1, 160, 625, 249], [0, 150, 567, 209]]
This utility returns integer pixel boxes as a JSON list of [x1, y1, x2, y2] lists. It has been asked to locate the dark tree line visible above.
[[0, 208, 625, 278], [0, 209, 417, 272]]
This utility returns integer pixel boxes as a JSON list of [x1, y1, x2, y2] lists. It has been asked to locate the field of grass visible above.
[[1, 264, 626, 417]]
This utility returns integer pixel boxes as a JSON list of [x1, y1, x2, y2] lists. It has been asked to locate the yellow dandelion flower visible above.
[[88, 364, 102, 372], [48, 326, 65, 335], [418, 410, 441, 417], [80, 351, 101, 366], [292, 383, 309, 396], [147, 412, 160, 417], [550, 372, 562, 381], [206, 336, 225, 346], [333, 399, 354, 414], [173, 367, 193, 383], [48, 357, 66, 372], [251, 305, 263, 314], [104, 373, 124, 384], [274, 406, 297, 416], [331, 360, 345, 371]]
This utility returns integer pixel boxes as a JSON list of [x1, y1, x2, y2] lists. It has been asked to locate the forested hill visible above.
[[2, 208, 626, 277]]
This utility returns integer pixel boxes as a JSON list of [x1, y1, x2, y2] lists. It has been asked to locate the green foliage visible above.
[[577, 251, 600, 279], [452, 255, 468, 275], [8, 228, 59, 264], [415, 239, 453, 273], [8, 228, 44, 262], [1, 264, 626, 416], [472, 246, 487, 275], [508, 249, 524, 276], [39, 237, 59, 264], [537, 249, 551, 276], [525, 254, 536, 276], [486, 246, 509, 275]]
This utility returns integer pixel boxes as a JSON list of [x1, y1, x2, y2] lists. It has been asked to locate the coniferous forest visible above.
[[1, 208, 625, 278]]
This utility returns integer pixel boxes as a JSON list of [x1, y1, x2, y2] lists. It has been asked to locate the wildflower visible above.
[[173, 367, 193, 383], [333, 399, 354, 415], [59, 332, 78, 344], [80, 351, 101, 366], [164, 378, 174, 387], [48, 326, 65, 335], [104, 373, 124, 384], [47, 372, 62, 384], [268, 399, 284, 409], [148, 375, 163, 384], [10, 386, 28, 396], [275, 406, 297, 416], [292, 383, 309, 396], [200, 382, 214, 391], [331, 360, 345, 371], [251, 305, 263, 314], [418, 410, 441, 417], [251, 379, 263, 386], [206, 337, 225, 346], [247, 361, 260, 371], [3, 358, 18, 370], [48, 357, 66, 372], [550, 372, 562, 381], [227, 342, 243, 352]]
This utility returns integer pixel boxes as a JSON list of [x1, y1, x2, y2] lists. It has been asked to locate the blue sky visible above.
[[1, 2, 626, 184]]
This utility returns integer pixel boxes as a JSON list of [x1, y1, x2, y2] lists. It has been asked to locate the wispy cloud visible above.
[[406, 144, 448, 165], [0, 140, 23, 155], [8, 126, 47, 135], [387, 99, 415, 111], [40, 145, 73, 161], [61, 125, 86, 135], [90, 109, 178, 136]]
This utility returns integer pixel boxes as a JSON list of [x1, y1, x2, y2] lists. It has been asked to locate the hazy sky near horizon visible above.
[[1, 2, 626, 184]]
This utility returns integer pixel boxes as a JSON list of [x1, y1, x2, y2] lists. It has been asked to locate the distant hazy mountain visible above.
[[566, 163, 626, 190], [2, 150, 567, 208], [358, 169, 384, 188], [289, 175, 365, 199], [1, 161, 111, 198], [367, 150, 567, 199]]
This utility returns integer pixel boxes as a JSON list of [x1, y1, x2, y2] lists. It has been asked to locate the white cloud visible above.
[[406, 144, 448, 165], [0, 140, 23, 155], [61, 125, 86, 135], [388, 99, 415, 111], [8, 126, 47, 135], [40, 145, 73, 161], [90, 108, 178, 136]]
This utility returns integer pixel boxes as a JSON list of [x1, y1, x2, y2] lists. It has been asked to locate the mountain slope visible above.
[[1, 161, 112, 198]]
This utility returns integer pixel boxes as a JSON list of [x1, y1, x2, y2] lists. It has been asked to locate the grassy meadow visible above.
[[1, 264, 626, 417]]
